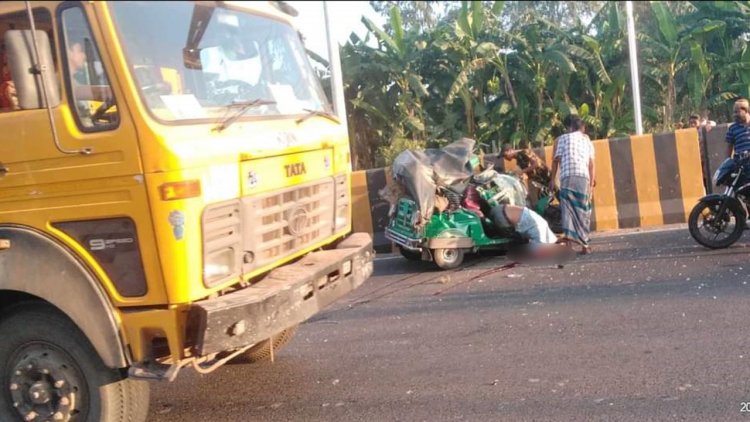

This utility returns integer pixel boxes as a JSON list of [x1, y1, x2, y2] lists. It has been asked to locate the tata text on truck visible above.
[[0, 1, 373, 421]]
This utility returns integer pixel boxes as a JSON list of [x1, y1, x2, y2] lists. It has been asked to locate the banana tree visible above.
[[440, 1, 494, 139], [573, 1, 637, 138], [639, 2, 726, 129], [351, 6, 431, 164], [502, 13, 584, 146]]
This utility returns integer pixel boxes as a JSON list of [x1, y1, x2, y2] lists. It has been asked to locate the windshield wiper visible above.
[[295, 108, 340, 125], [213, 99, 276, 132]]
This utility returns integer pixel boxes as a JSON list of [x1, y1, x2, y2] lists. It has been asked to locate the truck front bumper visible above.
[[190, 233, 373, 356]]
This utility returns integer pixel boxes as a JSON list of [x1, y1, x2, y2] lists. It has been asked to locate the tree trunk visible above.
[[595, 92, 601, 123], [465, 94, 475, 138], [457, 89, 475, 138], [536, 87, 544, 147], [666, 70, 675, 129], [499, 57, 518, 108]]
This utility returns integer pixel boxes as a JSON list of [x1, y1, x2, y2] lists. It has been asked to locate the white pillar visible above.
[[626, 1, 643, 135], [323, 1, 348, 132]]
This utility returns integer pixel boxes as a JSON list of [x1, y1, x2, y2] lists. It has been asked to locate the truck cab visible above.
[[0, 2, 372, 421]]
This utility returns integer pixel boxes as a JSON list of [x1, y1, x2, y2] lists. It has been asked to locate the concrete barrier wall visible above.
[[703, 123, 730, 194], [351, 129, 706, 250], [351, 167, 393, 252]]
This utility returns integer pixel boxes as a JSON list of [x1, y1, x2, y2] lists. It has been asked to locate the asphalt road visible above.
[[148, 225, 750, 422]]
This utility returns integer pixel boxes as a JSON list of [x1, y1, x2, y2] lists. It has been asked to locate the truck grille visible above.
[[242, 179, 335, 271], [201, 177, 337, 287]]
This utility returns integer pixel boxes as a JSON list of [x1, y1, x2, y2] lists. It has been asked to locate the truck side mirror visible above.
[[4, 29, 60, 110]]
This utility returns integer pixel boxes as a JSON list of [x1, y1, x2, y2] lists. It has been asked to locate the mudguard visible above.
[[0, 226, 128, 368], [695, 194, 748, 224], [426, 228, 475, 249], [698, 193, 729, 203]]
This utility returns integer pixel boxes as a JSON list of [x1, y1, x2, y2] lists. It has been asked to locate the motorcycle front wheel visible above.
[[688, 199, 745, 249]]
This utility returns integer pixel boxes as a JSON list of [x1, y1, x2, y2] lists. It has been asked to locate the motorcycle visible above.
[[688, 152, 750, 249]]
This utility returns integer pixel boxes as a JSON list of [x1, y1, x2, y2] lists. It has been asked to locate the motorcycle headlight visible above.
[[712, 168, 721, 186]]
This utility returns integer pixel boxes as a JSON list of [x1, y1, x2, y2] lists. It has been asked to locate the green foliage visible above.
[[340, 0, 750, 169]]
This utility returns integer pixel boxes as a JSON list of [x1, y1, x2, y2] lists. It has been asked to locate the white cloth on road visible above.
[[490, 205, 557, 246], [517, 207, 557, 245]]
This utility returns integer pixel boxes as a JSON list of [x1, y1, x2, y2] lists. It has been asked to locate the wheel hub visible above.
[[705, 217, 725, 233], [701, 209, 729, 233], [28, 381, 52, 405], [7, 344, 82, 422]]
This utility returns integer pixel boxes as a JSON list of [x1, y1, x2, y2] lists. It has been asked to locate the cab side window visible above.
[[0, 8, 53, 112], [0, 43, 16, 111], [59, 6, 118, 130]]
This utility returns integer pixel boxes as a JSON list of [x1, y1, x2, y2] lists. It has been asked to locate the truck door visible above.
[[0, 2, 163, 305]]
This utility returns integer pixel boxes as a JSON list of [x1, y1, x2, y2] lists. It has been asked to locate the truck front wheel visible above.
[[0, 303, 149, 422], [230, 325, 299, 364]]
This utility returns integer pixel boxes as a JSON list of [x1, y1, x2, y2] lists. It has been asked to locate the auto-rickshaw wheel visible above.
[[432, 248, 464, 270]]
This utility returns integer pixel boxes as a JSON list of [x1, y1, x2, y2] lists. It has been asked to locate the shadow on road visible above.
[[374, 248, 512, 277], [313, 269, 750, 325]]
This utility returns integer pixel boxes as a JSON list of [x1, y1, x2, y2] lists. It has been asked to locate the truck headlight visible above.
[[334, 174, 350, 230], [204, 248, 235, 284], [335, 204, 350, 230], [202, 200, 242, 287]]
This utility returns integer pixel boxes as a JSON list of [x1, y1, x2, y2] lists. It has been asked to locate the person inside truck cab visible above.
[[66, 39, 112, 104], [0, 46, 18, 111], [62, 27, 117, 127]]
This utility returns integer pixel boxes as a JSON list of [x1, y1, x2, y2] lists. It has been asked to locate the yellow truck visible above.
[[0, 1, 373, 421]]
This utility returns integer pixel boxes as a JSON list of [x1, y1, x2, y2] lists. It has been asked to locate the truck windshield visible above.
[[108, 1, 331, 122]]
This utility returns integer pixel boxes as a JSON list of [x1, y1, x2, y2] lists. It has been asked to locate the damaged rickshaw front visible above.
[[382, 138, 533, 269]]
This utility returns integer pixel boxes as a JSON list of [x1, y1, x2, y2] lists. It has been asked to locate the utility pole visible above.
[[323, 1, 348, 134], [626, 1, 643, 135]]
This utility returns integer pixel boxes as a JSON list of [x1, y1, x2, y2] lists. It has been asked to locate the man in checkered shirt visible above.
[[549, 115, 596, 254]]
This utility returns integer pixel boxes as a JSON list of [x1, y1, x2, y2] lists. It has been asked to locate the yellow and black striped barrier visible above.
[[478, 129, 705, 231], [352, 129, 706, 250], [351, 167, 394, 252]]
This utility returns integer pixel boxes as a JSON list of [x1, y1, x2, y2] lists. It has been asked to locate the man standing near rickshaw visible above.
[[549, 115, 595, 255]]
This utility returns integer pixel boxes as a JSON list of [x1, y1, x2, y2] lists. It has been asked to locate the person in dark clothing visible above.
[[501, 142, 551, 208]]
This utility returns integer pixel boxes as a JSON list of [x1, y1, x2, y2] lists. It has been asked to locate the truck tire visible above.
[[230, 325, 299, 364], [0, 303, 149, 422]]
